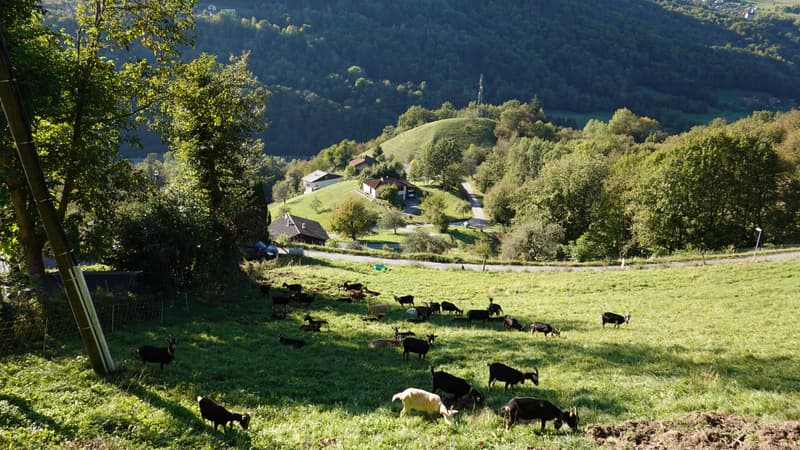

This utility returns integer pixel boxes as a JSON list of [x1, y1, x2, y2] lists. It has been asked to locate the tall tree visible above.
[[631, 119, 785, 253], [417, 139, 463, 190], [1, 0, 194, 278], [329, 197, 378, 240], [159, 52, 270, 242]]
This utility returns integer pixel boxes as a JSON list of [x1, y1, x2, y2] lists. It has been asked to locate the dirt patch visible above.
[[586, 411, 800, 449]]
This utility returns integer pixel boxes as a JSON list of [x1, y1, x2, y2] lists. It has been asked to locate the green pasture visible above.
[[2, 257, 799, 449], [268, 179, 365, 225]]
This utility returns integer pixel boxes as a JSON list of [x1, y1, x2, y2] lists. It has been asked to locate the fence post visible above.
[[111, 298, 115, 334]]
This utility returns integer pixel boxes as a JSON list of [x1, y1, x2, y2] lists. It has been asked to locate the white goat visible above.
[[391, 387, 458, 424]]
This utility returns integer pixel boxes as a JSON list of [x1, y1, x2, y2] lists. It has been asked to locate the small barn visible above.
[[348, 154, 377, 173], [302, 170, 343, 194], [268, 213, 330, 246]]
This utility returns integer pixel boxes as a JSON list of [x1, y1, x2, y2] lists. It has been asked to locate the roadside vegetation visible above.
[[2, 257, 799, 448]]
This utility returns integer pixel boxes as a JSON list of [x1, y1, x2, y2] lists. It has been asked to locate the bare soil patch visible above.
[[586, 411, 800, 449]]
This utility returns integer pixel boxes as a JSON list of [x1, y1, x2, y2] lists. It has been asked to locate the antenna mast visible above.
[[475, 73, 484, 117]]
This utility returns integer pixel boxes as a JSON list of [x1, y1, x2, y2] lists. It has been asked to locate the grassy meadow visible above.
[[2, 257, 799, 449], [380, 118, 497, 164]]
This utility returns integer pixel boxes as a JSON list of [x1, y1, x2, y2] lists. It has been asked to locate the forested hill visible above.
[[50, 1, 800, 157]]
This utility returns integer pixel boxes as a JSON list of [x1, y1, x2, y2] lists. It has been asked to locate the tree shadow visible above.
[[0, 393, 73, 439]]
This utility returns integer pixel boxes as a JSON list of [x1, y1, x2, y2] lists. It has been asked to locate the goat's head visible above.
[[527, 368, 540, 386], [427, 334, 436, 344], [467, 386, 484, 404], [552, 328, 561, 337], [240, 412, 252, 430], [624, 312, 631, 323], [554, 407, 579, 432]]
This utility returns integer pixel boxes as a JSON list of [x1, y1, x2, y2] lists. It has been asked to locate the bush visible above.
[[402, 229, 452, 254]]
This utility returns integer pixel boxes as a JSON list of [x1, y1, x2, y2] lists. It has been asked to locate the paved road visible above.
[[303, 249, 800, 272], [461, 180, 488, 228]]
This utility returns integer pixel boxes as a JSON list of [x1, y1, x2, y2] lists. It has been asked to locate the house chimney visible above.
[[301, 222, 306, 229]]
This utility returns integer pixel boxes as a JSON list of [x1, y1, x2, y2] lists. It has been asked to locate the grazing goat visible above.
[[364, 287, 381, 296], [601, 311, 630, 328], [393, 326, 415, 339], [488, 362, 539, 389], [392, 388, 457, 424], [367, 304, 389, 317], [503, 315, 525, 331], [402, 334, 435, 359], [531, 322, 560, 337], [278, 333, 306, 348], [500, 397, 579, 432], [292, 292, 316, 306], [431, 366, 484, 407], [426, 302, 441, 315], [299, 323, 322, 332], [441, 301, 463, 315], [369, 337, 401, 348], [197, 396, 251, 431], [282, 282, 302, 294], [394, 294, 415, 306], [342, 281, 363, 291], [487, 298, 503, 316], [303, 313, 328, 327], [136, 336, 177, 371], [272, 295, 292, 308], [414, 305, 433, 321], [467, 309, 490, 322], [349, 289, 365, 300]]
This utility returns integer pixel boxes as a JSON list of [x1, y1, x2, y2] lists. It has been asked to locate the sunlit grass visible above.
[[2, 257, 799, 448]]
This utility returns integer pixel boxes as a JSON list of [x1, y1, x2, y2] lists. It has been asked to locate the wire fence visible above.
[[0, 295, 170, 354]]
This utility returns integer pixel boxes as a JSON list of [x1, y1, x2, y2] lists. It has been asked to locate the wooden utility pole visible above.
[[0, 36, 115, 375]]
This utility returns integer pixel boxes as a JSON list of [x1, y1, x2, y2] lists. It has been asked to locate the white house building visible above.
[[302, 170, 343, 194]]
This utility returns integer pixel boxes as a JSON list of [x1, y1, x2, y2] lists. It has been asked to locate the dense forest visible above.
[[42, 0, 800, 157]]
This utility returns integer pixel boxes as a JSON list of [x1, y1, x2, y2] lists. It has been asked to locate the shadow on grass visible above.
[[104, 369, 252, 448], [0, 393, 73, 438]]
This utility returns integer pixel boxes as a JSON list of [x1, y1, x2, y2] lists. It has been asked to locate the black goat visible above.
[[282, 282, 302, 294], [503, 315, 524, 331], [500, 397, 579, 432], [342, 281, 363, 291], [258, 282, 271, 297], [531, 322, 561, 337], [393, 326, 415, 339], [426, 302, 441, 315], [394, 294, 414, 306], [414, 305, 433, 321], [272, 295, 292, 308], [431, 365, 484, 408], [488, 362, 539, 389], [402, 334, 435, 359], [467, 309, 490, 321], [304, 314, 328, 327], [136, 336, 177, 371], [278, 333, 306, 348], [292, 292, 316, 306], [601, 311, 630, 328], [441, 301, 463, 315], [300, 323, 322, 332], [487, 297, 503, 316], [197, 396, 251, 431]]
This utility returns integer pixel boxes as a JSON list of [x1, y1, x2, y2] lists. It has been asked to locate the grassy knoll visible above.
[[268, 179, 366, 225], [380, 117, 496, 163], [2, 257, 799, 448]]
